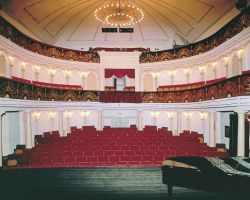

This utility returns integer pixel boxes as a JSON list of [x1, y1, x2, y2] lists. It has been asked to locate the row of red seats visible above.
[[16, 126, 228, 168], [28, 149, 221, 158], [24, 150, 228, 167]]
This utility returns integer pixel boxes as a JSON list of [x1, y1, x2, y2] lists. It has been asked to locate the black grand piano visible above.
[[162, 157, 250, 199]]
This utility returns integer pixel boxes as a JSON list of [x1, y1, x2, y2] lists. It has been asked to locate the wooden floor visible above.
[[0, 167, 231, 200]]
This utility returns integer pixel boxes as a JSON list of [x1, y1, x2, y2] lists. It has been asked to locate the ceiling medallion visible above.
[[94, 3, 144, 27]]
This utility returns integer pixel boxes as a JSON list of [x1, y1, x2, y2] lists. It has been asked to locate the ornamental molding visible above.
[[1, 96, 250, 113]]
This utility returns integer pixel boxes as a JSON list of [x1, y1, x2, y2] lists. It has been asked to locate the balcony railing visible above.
[[0, 74, 249, 103]]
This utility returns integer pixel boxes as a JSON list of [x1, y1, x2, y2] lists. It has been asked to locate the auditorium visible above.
[[0, 0, 250, 199]]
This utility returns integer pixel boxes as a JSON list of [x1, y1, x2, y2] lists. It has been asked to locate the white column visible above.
[[0, 111, 5, 167], [58, 110, 64, 136], [137, 110, 143, 131], [25, 111, 33, 149], [177, 111, 182, 135], [19, 111, 25, 144], [215, 112, 221, 144], [237, 111, 245, 157], [98, 110, 103, 131], [209, 112, 216, 147], [66, 118, 70, 134]]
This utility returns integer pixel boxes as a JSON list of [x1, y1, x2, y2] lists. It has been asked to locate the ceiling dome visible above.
[[1, 0, 239, 51]]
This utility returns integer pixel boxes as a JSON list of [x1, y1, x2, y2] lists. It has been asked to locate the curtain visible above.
[[105, 69, 135, 78]]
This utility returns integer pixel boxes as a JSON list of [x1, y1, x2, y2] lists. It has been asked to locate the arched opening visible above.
[[143, 73, 154, 91], [87, 73, 98, 90]]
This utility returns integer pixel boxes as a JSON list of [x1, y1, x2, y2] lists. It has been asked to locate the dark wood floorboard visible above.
[[0, 167, 237, 200]]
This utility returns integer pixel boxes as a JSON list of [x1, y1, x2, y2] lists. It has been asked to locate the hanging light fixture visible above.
[[94, 0, 144, 27]]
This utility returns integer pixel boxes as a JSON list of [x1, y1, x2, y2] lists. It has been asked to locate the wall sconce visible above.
[[47, 68, 56, 83], [211, 61, 217, 78], [80, 110, 90, 125], [47, 68, 56, 76], [64, 110, 73, 119], [199, 111, 207, 134], [168, 70, 176, 85], [166, 111, 174, 119], [150, 72, 160, 79], [183, 68, 190, 75], [80, 110, 90, 118], [20, 61, 27, 78], [150, 111, 160, 126], [63, 69, 72, 84], [237, 48, 244, 60], [150, 111, 160, 119], [48, 110, 56, 132], [168, 70, 176, 77], [8, 55, 15, 65], [33, 111, 41, 121], [48, 110, 56, 119], [184, 111, 193, 120], [33, 111, 41, 135], [20, 61, 27, 70], [63, 69, 72, 78], [64, 110, 73, 133], [79, 71, 89, 78], [166, 111, 174, 131], [223, 56, 229, 66], [212, 61, 217, 70], [199, 111, 208, 120], [33, 65, 41, 74], [183, 68, 191, 83], [198, 66, 206, 74]]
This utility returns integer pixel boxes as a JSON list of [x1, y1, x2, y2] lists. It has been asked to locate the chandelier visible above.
[[94, 2, 144, 27]]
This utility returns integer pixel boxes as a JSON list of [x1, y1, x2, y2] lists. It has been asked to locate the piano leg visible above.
[[167, 184, 173, 199]]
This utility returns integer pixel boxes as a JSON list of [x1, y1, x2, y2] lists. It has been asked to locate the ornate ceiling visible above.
[[1, 0, 239, 50]]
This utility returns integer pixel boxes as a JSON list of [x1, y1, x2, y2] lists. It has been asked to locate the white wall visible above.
[[2, 112, 20, 156], [103, 110, 137, 128]]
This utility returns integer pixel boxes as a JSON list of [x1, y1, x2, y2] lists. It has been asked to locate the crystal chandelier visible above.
[[94, 1, 144, 27]]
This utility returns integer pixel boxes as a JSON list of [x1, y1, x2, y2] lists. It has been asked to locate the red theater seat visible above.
[[18, 127, 228, 168]]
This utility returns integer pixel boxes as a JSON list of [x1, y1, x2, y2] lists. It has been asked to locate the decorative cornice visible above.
[[1, 96, 250, 112]]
